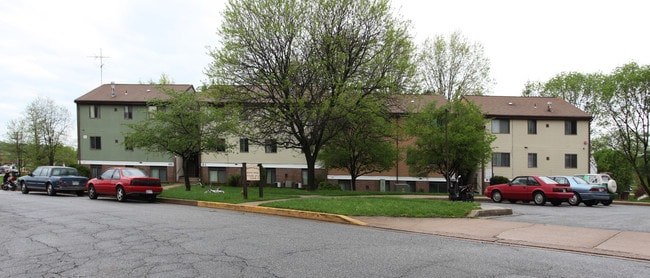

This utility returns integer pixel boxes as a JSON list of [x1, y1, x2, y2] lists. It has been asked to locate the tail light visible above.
[[553, 186, 572, 192], [590, 187, 606, 192]]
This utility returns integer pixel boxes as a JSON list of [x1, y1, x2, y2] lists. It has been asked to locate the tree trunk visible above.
[[306, 155, 317, 191], [182, 158, 191, 191]]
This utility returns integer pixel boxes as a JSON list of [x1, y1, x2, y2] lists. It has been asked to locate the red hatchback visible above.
[[484, 176, 573, 206], [87, 167, 163, 202]]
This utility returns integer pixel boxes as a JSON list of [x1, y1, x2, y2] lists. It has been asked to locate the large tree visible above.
[[318, 98, 398, 191], [599, 62, 650, 195], [22, 97, 71, 167], [405, 100, 494, 194], [417, 31, 493, 100], [522, 72, 607, 125], [4, 119, 27, 171], [124, 87, 237, 191], [206, 0, 415, 190]]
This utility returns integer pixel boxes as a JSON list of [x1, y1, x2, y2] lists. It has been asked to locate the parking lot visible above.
[[482, 201, 650, 233]]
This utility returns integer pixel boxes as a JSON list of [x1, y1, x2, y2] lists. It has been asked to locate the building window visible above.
[[124, 105, 133, 119], [240, 138, 249, 153], [527, 120, 537, 134], [124, 137, 134, 151], [565, 154, 578, 168], [90, 165, 102, 178], [492, 152, 510, 167], [208, 168, 227, 184], [90, 105, 100, 118], [491, 119, 510, 134], [264, 139, 277, 153], [565, 120, 577, 135], [90, 136, 102, 150], [266, 168, 276, 184], [216, 138, 226, 152], [150, 167, 168, 182], [528, 153, 538, 168]]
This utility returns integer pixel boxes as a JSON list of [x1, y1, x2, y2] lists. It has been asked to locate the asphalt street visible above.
[[1, 191, 649, 277]]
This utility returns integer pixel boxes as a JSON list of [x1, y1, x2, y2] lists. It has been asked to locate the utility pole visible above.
[[88, 48, 109, 84]]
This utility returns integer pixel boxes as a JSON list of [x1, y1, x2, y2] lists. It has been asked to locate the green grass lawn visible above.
[[260, 197, 480, 218], [160, 185, 479, 217]]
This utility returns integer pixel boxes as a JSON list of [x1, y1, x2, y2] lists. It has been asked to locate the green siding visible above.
[[78, 104, 172, 162]]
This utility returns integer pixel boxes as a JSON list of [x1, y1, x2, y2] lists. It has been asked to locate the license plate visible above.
[[72, 181, 79, 185], [146, 190, 153, 194]]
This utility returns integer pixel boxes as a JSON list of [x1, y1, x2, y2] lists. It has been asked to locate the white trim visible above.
[[327, 175, 446, 182], [80, 160, 174, 167], [201, 162, 322, 169]]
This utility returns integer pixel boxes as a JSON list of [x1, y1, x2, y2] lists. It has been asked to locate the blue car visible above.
[[550, 176, 611, 206]]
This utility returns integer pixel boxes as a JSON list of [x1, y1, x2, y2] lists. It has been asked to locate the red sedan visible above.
[[87, 167, 163, 202], [484, 176, 573, 206]]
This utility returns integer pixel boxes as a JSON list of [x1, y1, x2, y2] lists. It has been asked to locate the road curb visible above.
[[158, 198, 367, 226]]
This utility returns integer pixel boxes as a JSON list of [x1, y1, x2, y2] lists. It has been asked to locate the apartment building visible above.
[[74, 83, 196, 182], [75, 84, 591, 192]]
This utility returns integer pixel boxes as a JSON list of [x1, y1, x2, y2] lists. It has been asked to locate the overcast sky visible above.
[[1, 0, 648, 146]]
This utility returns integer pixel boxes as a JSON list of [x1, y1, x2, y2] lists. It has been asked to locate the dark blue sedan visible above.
[[550, 176, 611, 206]]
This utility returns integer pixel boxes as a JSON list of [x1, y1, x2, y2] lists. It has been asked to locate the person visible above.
[[3, 170, 10, 188]]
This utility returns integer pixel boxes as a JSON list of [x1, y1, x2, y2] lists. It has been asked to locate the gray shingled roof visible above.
[[463, 95, 592, 120], [75, 83, 195, 104]]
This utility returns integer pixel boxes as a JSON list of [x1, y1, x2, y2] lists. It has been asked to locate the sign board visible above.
[[246, 166, 260, 181]]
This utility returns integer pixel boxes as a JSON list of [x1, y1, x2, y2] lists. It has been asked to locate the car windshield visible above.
[[51, 168, 79, 176], [122, 168, 148, 177], [571, 177, 589, 184]]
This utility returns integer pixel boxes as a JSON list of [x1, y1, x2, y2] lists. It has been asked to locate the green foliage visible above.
[[228, 174, 241, 187], [319, 97, 398, 191], [69, 164, 90, 178], [318, 181, 341, 191], [490, 176, 510, 185], [206, 0, 416, 190], [593, 147, 635, 194], [405, 100, 495, 183], [123, 87, 238, 190]]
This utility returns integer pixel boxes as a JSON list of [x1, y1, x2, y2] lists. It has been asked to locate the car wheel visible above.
[[568, 192, 581, 206], [551, 200, 562, 206], [146, 195, 157, 203], [21, 181, 29, 194], [491, 190, 503, 203], [533, 192, 546, 205], [584, 200, 596, 207], [46, 184, 56, 196], [601, 199, 613, 206], [116, 186, 127, 202], [88, 185, 98, 199]]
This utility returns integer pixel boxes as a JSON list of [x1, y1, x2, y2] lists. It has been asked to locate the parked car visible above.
[[484, 175, 573, 206], [574, 173, 618, 201], [549, 176, 611, 206], [19, 166, 88, 196], [86, 167, 162, 202]]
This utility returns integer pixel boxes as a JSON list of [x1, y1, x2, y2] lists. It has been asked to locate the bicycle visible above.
[[202, 181, 224, 194]]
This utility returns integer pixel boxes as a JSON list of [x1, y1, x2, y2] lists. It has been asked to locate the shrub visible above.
[[318, 181, 341, 191], [490, 176, 510, 185], [228, 174, 241, 187]]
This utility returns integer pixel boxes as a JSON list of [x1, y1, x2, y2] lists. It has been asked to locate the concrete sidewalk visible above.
[[353, 216, 650, 262], [159, 197, 650, 262]]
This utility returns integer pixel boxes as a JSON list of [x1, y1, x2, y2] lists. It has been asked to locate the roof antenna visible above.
[[88, 48, 110, 84], [547, 101, 552, 112]]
